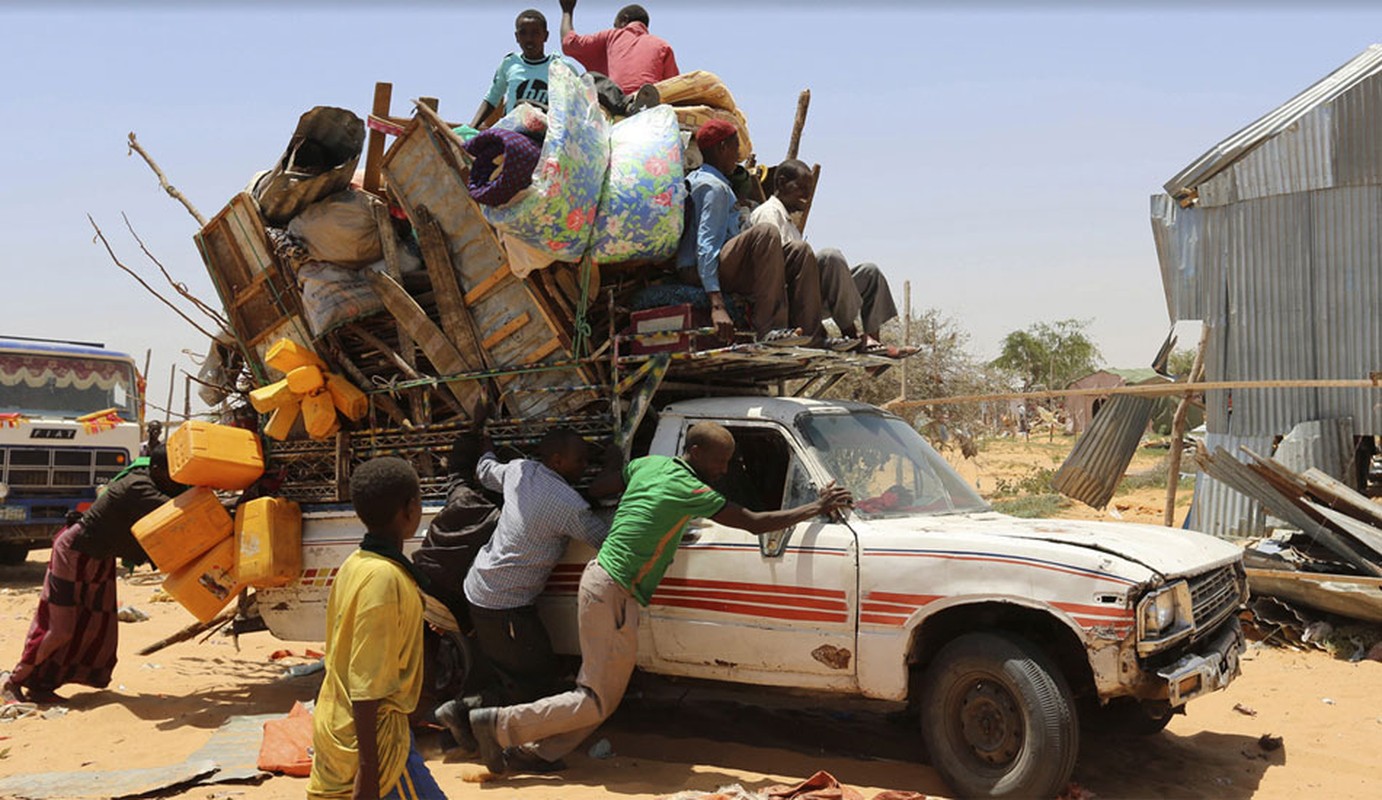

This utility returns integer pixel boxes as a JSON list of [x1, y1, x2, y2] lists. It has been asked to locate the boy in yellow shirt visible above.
[[308, 457, 445, 800]]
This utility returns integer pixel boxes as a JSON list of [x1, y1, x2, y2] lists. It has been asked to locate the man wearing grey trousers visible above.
[[751, 159, 902, 350]]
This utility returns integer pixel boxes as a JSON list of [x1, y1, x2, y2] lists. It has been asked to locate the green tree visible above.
[[1165, 348, 1197, 380], [991, 319, 1102, 391]]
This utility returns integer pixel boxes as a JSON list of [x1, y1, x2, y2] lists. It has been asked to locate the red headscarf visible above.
[[696, 119, 737, 151]]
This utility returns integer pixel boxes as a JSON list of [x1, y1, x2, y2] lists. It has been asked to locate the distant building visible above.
[[1067, 368, 1195, 435], [1152, 45, 1382, 537]]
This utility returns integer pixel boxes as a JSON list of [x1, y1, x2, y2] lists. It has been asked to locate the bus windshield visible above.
[[797, 410, 989, 518], [0, 351, 140, 420]]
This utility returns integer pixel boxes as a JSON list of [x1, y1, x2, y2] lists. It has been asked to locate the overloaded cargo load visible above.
[[181, 67, 898, 537]]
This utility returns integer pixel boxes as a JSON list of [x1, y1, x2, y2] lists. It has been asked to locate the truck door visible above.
[[646, 420, 859, 681]]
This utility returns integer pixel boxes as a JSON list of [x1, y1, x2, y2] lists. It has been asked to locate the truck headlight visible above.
[[1136, 581, 1195, 654], [0, 482, 9, 502]]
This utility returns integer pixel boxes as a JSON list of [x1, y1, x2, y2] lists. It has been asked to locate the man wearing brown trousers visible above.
[[674, 119, 824, 346]]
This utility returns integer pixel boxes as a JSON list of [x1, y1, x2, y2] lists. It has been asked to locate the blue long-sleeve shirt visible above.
[[675, 164, 742, 294]]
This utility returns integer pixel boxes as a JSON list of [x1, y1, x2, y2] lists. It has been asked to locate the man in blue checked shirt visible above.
[[434, 427, 619, 770]]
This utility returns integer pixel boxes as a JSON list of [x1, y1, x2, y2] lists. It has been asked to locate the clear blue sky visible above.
[[3, 1, 1381, 416]]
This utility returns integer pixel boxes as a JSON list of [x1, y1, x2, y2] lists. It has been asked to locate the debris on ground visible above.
[[116, 605, 149, 623]]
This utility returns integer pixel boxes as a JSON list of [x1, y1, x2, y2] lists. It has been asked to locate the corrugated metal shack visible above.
[[1152, 45, 1382, 538]]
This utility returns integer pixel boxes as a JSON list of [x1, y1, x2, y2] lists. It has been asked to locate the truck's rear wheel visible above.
[[0, 543, 29, 566], [920, 632, 1078, 799], [425, 627, 477, 703]]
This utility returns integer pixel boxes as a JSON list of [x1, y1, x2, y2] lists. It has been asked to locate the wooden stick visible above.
[[89, 216, 219, 342], [342, 324, 465, 419], [797, 164, 822, 234], [1164, 325, 1209, 526], [787, 89, 811, 161], [127, 132, 207, 227], [137, 607, 237, 656], [362, 82, 393, 196], [121, 213, 229, 330], [887, 376, 1382, 410]]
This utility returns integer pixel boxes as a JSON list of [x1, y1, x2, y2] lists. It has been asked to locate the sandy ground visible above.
[[1, 438, 1379, 799]]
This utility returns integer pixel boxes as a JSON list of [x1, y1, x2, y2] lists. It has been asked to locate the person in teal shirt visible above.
[[470, 9, 584, 129], [467, 422, 852, 775]]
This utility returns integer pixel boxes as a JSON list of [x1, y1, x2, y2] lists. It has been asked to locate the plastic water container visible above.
[[163, 536, 243, 623], [132, 486, 234, 573], [168, 420, 265, 490], [236, 496, 302, 587]]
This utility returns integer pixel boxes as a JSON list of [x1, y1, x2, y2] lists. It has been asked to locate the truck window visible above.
[[798, 411, 989, 518], [709, 425, 790, 512], [0, 352, 139, 420]]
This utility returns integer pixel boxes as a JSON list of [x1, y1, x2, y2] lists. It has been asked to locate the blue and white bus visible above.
[[0, 337, 143, 564]]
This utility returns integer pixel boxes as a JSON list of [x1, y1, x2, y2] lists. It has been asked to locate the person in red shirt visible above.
[[559, 0, 678, 116]]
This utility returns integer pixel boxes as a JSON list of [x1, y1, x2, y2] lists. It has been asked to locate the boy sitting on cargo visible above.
[[751, 159, 909, 356], [307, 457, 444, 800], [470, 9, 584, 129], [676, 119, 825, 347]]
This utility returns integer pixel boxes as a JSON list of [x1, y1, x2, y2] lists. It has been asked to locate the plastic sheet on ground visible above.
[[0, 712, 274, 798]]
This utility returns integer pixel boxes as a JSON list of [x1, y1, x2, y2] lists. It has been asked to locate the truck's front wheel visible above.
[[920, 632, 1078, 799]]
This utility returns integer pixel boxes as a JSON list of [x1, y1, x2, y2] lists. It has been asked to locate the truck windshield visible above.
[[0, 352, 139, 420], [798, 411, 989, 518]]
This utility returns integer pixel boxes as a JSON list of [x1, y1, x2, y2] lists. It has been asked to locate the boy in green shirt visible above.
[[468, 422, 852, 775], [308, 457, 444, 800]]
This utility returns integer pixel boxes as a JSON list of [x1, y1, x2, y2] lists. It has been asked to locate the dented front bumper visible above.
[[1155, 617, 1244, 707]]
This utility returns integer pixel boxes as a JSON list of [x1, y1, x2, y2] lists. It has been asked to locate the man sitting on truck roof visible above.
[[307, 457, 445, 800], [752, 159, 909, 356], [677, 119, 826, 347], [559, 0, 674, 116], [434, 427, 621, 766], [470, 9, 584, 129], [466, 422, 853, 776]]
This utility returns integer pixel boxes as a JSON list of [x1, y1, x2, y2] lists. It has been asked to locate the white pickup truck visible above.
[[257, 396, 1246, 798]]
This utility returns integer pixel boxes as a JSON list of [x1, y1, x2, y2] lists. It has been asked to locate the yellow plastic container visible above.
[[326, 373, 368, 421], [132, 486, 234, 573], [286, 365, 325, 394], [168, 420, 265, 490], [235, 496, 302, 587], [265, 339, 325, 374], [249, 379, 295, 413], [163, 536, 243, 623], [263, 398, 301, 441], [301, 391, 337, 439]]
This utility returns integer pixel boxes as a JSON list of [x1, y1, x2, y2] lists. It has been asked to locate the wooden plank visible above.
[[1304, 500, 1382, 562], [371, 202, 424, 424], [1302, 467, 1382, 528], [362, 82, 392, 195], [1247, 567, 1382, 624], [524, 338, 562, 365], [413, 205, 481, 374], [464, 267, 510, 305], [482, 313, 531, 350], [365, 270, 479, 416]]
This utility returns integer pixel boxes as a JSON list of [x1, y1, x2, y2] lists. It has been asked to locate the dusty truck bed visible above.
[[0, 555, 1378, 799]]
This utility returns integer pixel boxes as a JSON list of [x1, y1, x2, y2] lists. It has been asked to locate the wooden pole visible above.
[[183, 374, 192, 421], [787, 89, 811, 160], [1164, 325, 1210, 526], [362, 82, 393, 196], [901, 281, 911, 402], [886, 376, 1382, 410], [165, 363, 176, 428], [141, 349, 152, 425]]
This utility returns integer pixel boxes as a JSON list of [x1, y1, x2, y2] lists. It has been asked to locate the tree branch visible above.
[[127, 131, 207, 227], [120, 213, 229, 330], [88, 215, 218, 342]]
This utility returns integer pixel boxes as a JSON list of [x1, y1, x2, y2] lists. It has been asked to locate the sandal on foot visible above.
[[762, 328, 811, 348]]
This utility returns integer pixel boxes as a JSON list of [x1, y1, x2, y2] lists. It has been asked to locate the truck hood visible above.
[[857, 512, 1243, 580]]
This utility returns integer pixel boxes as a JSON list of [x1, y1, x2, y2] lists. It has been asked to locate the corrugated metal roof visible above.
[[1190, 433, 1274, 538], [1274, 418, 1355, 480], [1052, 395, 1155, 509], [1165, 45, 1382, 201]]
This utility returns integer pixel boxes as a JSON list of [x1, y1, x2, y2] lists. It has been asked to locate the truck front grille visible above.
[[0, 446, 129, 492], [1189, 563, 1245, 634]]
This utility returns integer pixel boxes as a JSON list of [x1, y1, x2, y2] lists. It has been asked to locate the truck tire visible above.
[[0, 543, 28, 566], [425, 627, 477, 703], [1085, 697, 1174, 736], [920, 632, 1079, 799]]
